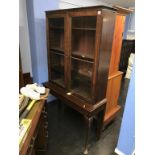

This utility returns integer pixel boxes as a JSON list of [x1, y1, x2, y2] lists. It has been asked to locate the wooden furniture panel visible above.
[[104, 71, 122, 125], [95, 9, 116, 102], [109, 15, 125, 76], [103, 14, 125, 125], [45, 6, 116, 154], [103, 7, 132, 125], [19, 99, 48, 155]]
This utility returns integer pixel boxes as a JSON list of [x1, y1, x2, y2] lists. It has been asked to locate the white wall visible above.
[[59, 0, 134, 9], [115, 66, 135, 155], [59, 0, 110, 9], [19, 0, 32, 76]]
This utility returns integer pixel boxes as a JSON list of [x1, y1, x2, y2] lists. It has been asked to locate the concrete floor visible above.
[[46, 79, 130, 155]]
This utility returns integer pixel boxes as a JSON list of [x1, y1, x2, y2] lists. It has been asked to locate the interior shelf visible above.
[[71, 86, 92, 101], [71, 71, 92, 101], [71, 56, 94, 64], [51, 66, 65, 88], [71, 28, 95, 62], [72, 27, 96, 31], [50, 49, 64, 55], [72, 71, 92, 82], [72, 51, 94, 61]]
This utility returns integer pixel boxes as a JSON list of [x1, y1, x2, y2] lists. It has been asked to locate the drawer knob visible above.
[[66, 92, 72, 96], [97, 11, 101, 15]]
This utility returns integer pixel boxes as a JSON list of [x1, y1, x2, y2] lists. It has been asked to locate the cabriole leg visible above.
[[83, 115, 92, 155]]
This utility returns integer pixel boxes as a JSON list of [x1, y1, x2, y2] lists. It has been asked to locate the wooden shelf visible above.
[[72, 27, 96, 31], [72, 51, 94, 61], [50, 47, 64, 53], [72, 86, 92, 101], [71, 72, 92, 101], [72, 51, 94, 62], [50, 51, 64, 58], [71, 57, 94, 65], [72, 72, 92, 83]]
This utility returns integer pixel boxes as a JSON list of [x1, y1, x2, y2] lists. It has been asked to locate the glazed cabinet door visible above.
[[46, 14, 68, 89], [68, 10, 101, 103]]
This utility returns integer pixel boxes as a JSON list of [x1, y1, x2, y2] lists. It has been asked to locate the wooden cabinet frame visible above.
[[44, 6, 118, 154]]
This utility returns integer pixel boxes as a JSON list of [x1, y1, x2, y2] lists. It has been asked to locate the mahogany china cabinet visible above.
[[43, 5, 131, 154]]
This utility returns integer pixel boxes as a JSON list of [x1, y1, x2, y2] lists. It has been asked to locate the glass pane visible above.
[[50, 52, 65, 88], [71, 16, 97, 61], [71, 30, 95, 60], [49, 18, 64, 53], [71, 58, 93, 101]]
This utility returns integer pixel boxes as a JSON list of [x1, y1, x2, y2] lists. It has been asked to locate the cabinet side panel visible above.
[[109, 15, 126, 76], [95, 10, 116, 102], [105, 73, 122, 114]]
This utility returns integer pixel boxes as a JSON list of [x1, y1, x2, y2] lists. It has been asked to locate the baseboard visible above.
[[115, 148, 135, 155], [115, 148, 125, 155], [132, 150, 135, 155]]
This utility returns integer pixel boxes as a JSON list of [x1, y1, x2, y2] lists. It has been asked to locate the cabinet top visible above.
[[45, 5, 117, 14]]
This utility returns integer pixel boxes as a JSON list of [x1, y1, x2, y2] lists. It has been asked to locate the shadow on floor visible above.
[[45, 78, 130, 155]]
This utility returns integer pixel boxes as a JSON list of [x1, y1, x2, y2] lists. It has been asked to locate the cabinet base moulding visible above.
[[104, 105, 121, 126]]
